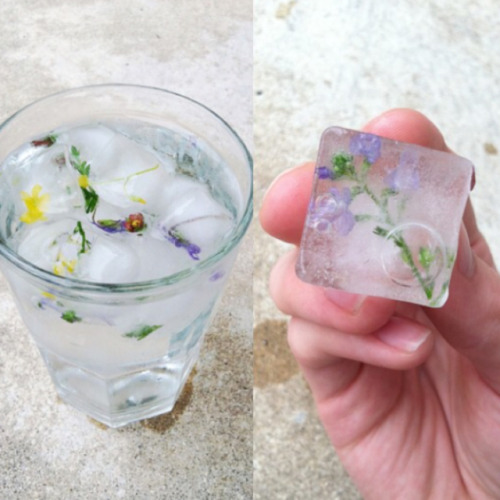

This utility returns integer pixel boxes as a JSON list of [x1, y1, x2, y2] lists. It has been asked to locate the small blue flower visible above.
[[93, 219, 126, 233], [307, 187, 355, 236], [166, 228, 201, 260], [315, 166, 334, 180], [209, 270, 225, 282], [385, 150, 420, 191], [349, 133, 382, 164]]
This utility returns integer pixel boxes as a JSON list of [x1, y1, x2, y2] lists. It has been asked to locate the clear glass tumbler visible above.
[[0, 84, 252, 427]]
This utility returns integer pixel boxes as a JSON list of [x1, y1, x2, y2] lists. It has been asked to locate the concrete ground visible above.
[[254, 1, 500, 498], [0, 2, 252, 499]]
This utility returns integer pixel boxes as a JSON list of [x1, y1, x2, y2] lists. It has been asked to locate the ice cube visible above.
[[78, 235, 140, 283], [79, 129, 175, 209], [5, 143, 81, 217], [127, 236, 193, 280], [16, 218, 85, 276], [296, 127, 473, 307], [57, 124, 115, 167], [152, 176, 234, 259]]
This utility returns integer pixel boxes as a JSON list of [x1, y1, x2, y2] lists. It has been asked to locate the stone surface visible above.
[[297, 127, 473, 307], [254, 1, 500, 498], [0, 1, 252, 499]]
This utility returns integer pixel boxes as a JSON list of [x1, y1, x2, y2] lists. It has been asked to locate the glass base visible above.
[[39, 347, 199, 428]]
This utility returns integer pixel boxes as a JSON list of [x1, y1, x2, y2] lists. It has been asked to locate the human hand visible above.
[[260, 109, 500, 499]]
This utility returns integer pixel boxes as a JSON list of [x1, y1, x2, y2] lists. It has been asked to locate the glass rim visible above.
[[0, 83, 253, 293]]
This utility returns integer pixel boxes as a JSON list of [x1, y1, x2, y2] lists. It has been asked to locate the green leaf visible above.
[[32, 135, 57, 147], [418, 246, 434, 271], [350, 185, 363, 197], [400, 247, 412, 265], [70, 145, 92, 175], [373, 226, 389, 237], [61, 310, 82, 323], [96, 218, 123, 230], [381, 188, 398, 197], [429, 280, 449, 306], [124, 324, 162, 341], [355, 214, 373, 222], [82, 186, 99, 214], [392, 235, 405, 248], [74, 221, 91, 254], [447, 251, 455, 268], [80, 162, 91, 177], [424, 283, 435, 299], [332, 153, 354, 178], [361, 159, 371, 172], [181, 153, 194, 165]]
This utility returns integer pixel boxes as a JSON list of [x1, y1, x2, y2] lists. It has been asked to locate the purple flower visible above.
[[385, 150, 420, 192], [209, 270, 225, 282], [315, 166, 334, 180], [93, 219, 126, 233], [349, 133, 382, 164], [187, 243, 201, 260], [166, 228, 201, 261], [307, 187, 355, 236], [38, 297, 61, 312]]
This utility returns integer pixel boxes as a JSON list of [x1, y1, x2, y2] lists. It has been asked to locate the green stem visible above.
[[352, 170, 394, 226], [389, 233, 433, 299], [354, 170, 432, 299]]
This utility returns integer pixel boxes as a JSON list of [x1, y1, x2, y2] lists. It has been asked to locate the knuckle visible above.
[[269, 254, 294, 315], [287, 318, 314, 365]]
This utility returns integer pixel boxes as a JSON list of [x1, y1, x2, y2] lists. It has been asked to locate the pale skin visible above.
[[260, 109, 500, 499]]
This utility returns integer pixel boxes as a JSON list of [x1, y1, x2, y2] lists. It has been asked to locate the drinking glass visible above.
[[0, 84, 252, 427]]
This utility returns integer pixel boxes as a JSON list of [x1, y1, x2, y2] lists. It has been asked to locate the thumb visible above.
[[427, 224, 500, 391]]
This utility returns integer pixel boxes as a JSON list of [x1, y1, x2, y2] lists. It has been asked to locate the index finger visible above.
[[259, 162, 314, 245]]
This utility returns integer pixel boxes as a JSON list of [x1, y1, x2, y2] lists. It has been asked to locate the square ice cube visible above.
[[296, 127, 474, 307]]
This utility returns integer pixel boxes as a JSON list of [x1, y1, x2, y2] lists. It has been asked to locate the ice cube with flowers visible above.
[[297, 126, 473, 307]]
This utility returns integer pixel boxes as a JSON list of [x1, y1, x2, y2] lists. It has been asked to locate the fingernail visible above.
[[457, 226, 475, 279], [470, 166, 476, 191], [323, 288, 366, 314], [376, 318, 431, 353]]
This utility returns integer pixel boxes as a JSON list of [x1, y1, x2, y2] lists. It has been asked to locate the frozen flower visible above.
[[349, 133, 382, 164], [20, 184, 50, 224], [38, 295, 62, 312], [78, 174, 90, 189], [315, 166, 334, 180], [385, 150, 420, 192], [209, 270, 225, 282], [53, 246, 78, 276], [166, 228, 201, 260], [308, 187, 355, 236], [31, 135, 57, 148], [124, 213, 146, 233], [94, 213, 146, 234]]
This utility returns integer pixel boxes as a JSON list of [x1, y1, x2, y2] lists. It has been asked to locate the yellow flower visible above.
[[20, 184, 50, 224], [53, 254, 77, 276], [78, 175, 89, 189]]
